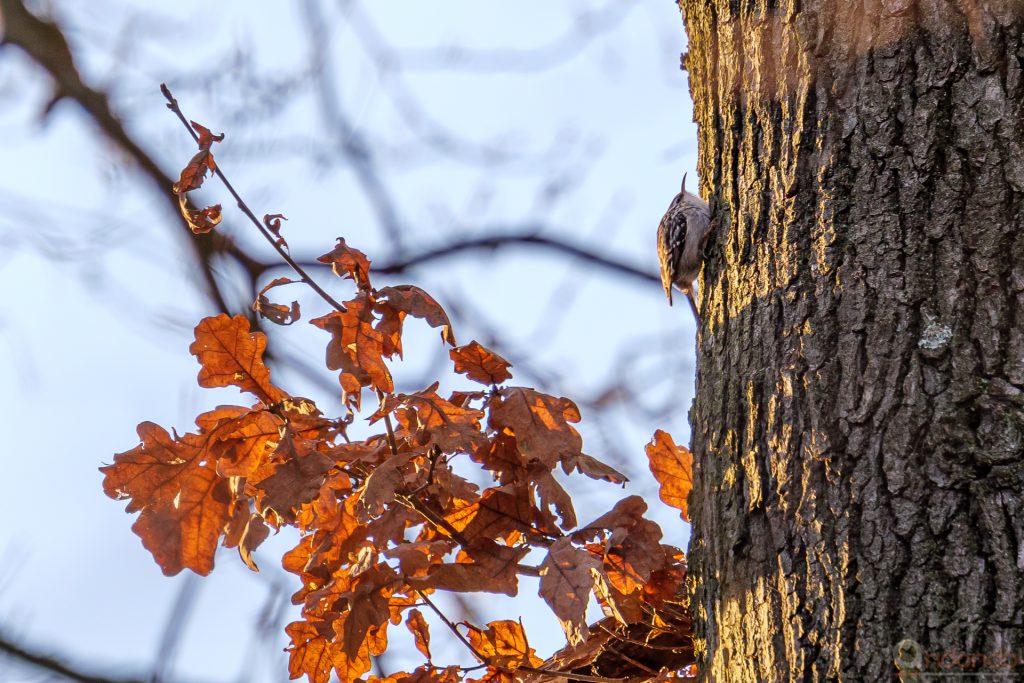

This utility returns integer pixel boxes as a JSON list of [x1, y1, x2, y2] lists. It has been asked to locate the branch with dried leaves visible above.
[[96, 88, 697, 683]]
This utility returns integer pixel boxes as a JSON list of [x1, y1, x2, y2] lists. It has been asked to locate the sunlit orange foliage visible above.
[[101, 110, 695, 683]]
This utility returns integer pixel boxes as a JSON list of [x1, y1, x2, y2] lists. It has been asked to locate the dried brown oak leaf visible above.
[[413, 539, 527, 596], [405, 609, 432, 660], [173, 121, 224, 233], [318, 237, 371, 289], [248, 431, 333, 522], [539, 537, 602, 646], [254, 276, 301, 326], [450, 341, 512, 385], [223, 508, 270, 572], [583, 496, 668, 595], [101, 420, 234, 576], [488, 387, 582, 471], [465, 619, 543, 670], [190, 314, 286, 404], [178, 198, 222, 234], [446, 483, 558, 542], [286, 619, 372, 683], [376, 285, 456, 347], [390, 383, 487, 454], [311, 294, 393, 394], [646, 429, 693, 522]]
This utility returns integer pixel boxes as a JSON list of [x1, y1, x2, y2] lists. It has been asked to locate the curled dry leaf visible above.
[[254, 277, 301, 325], [377, 285, 456, 346], [263, 213, 288, 249], [318, 237, 372, 288], [406, 608, 432, 660], [223, 509, 270, 572], [450, 341, 513, 385], [173, 120, 224, 232], [191, 120, 225, 148], [173, 148, 216, 194], [646, 429, 693, 522], [190, 314, 286, 404], [177, 194, 222, 234]]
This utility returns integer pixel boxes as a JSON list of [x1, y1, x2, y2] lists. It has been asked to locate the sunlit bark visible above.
[[683, 1, 1024, 679]]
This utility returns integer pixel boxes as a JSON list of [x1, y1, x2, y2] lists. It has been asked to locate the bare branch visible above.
[[370, 232, 659, 287], [0, 630, 217, 683], [0, 0, 233, 313]]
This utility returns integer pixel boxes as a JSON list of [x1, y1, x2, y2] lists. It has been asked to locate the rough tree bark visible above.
[[681, 0, 1024, 680]]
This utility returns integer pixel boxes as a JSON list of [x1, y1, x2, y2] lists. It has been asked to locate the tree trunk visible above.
[[681, 0, 1024, 680]]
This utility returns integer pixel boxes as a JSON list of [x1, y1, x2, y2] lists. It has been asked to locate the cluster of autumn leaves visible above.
[[101, 117, 695, 683]]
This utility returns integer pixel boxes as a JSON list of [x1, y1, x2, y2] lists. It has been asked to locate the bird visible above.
[[656, 173, 714, 319]]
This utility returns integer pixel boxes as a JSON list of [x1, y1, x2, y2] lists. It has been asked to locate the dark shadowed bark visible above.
[[682, 0, 1024, 680]]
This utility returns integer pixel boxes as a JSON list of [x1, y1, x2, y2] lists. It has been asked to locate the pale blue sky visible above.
[[0, 2, 698, 680]]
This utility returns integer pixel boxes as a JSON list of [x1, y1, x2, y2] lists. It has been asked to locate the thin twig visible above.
[[160, 83, 348, 313], [416, 595, 625, 683], [414, 590, 489, 664]]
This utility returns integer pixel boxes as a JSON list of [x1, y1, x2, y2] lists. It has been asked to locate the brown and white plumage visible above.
[[656, 173, 712, 317]]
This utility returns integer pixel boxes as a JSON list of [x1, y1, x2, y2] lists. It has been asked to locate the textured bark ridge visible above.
[[681, 0, 1024, 680]]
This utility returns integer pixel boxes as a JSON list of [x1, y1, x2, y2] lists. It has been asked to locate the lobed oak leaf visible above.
[[207, 408, 283, 477], [311, 295, 393, 394], [646, 430, 693, 522], [359, 451, 418, 520], [449, 390, 487, 408], [405, 608, 432, 660], [465, 619, 543, 670], [581, 497, 666, 595], [412, 539, 527, 596], [449, 341, 512, 385], [338, 565, 397, 659], [539, 538, 601, 646], [190, 314, 286, 404], [592, 568, 644, 625], [101, 421, 234, 576], [375, 301, 406, 358], [529, 463, 577, 530], [376, 285, 455, 346], [428, 462, 481, 510], [488, 388, 582, 471], [254, 277, 301, 326], [447, 484, 558, 542], [642, 551, 687, 608], [318, 238, 371, 289], [312, 491, 371, 570], [390, 383, 487, 454], [385, 540, 454, 579], [370, 666, 461, 683], [248, 432, 334, 522], [471, 432, 527, 485], [286, 620, 371, 683]]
